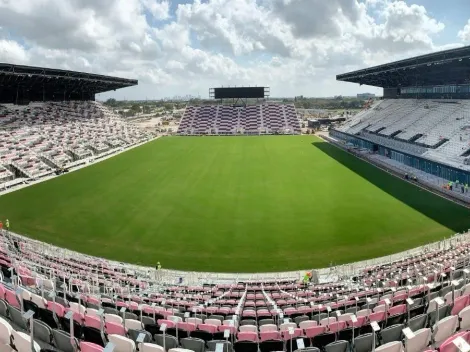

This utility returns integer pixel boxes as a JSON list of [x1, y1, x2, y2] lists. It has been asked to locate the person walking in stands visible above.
[[450, 181, 453, 191], [155, 262, 162, 281], [466, 184, 468, 193], [462, 184, 465, 194], [303, 273, 309, 287]]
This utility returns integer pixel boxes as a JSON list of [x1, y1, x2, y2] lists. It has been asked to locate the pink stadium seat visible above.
[[198, 324, 218, 334], [388, 304, 406, 316], [305, 326, 326, 338], [369, 311, 386, 323], [260, 331, 281, 342], [179, 323, 197, 332], [451, 295, 469, 315], [105, 322, 126, 336], [218, 325, 237, 334], [84, 315, 102, 330], [80, 341, 104, 352], [157, 319, 176, 328], [281, 328, 302, 340], [237, 331, 258, 342], [47, 302, 66, 317], [328, 321, 346, 333], [4, 290, 19, 309]]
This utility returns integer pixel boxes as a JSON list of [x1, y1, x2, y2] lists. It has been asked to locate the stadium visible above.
[[2, 42, 470, 352]]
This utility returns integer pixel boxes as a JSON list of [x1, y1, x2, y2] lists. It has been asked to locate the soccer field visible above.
[[1, 135, 470, 272]]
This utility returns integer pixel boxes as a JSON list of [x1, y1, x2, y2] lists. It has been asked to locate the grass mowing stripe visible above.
[[1, 135, 469, 272]]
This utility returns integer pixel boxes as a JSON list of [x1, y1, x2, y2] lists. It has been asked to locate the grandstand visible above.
[[3, 54, 470, 352], [177, 87, 301, 135], [0, 64, 151, 187], [1, 224, 470, 352], [333, 45, 470, 184]]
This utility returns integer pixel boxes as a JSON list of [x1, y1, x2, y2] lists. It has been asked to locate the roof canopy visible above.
[[336, 46, 470, 88], [0, 63, 137, 96]]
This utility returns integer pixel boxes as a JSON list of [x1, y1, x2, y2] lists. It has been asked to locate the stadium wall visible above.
[[331, 129, 470, 184]]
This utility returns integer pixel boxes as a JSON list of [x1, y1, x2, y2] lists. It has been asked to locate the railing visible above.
[[5, 225, 470, 286]]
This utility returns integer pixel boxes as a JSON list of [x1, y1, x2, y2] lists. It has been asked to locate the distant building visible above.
[[357, 93, 376, 99]]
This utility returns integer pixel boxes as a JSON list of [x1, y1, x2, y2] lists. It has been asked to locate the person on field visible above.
[[0, 221, 3, 231], [5, 219, 9, 231], [156, 262, 162, 270]]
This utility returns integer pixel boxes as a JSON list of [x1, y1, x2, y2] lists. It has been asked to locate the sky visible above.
[[0, 0, 470, 100]]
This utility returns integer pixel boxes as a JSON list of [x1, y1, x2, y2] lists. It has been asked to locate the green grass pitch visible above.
[[1, 135, 470, 273]]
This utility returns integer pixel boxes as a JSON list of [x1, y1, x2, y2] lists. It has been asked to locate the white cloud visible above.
[[142, 0, 170, 20], [0, 39, 29, 63], [458, 20, 470, 42], [0, 0, 460, 99]]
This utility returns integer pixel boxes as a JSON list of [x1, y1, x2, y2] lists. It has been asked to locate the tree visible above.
[[105, 98, 117, 106], [164, 103, 173, 111], [130, 104, 141, 114]]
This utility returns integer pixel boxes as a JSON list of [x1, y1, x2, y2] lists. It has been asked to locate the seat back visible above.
[[85, 315, 102, 330], [354, 333, 373, 352], [405, 328, 431, 352], [233, 341, 258, 352], [375, 341, 404, 352], [181, 338, 205, 352], [128, 329, 152, 344], [47, 302, 65, 317], [105, 313, 123, 324], [82, 326, 106, 347], [451, 295, 469, 315], [155, 334, 178, 350], [237, 331, 258, 342], [80, 341, 104, 352], [259, 339, 283, 352], [459, 305, 470, 330], [240, 325, 257, 333], [408, 315, 427, 332], [260, 324, 278, 332], [105, 321, 126, 336], [380, 324, 404, 344], [141, 343, 165, 352], [207, 340, 232, 352], [33, 319, 52, 344], [8, 305, 27, 330], [125, 319, 143, 330], [108, 334, 136, 352], [305, 326, 326, 338], [52, 329, 78, 352], [0, 317, 12, 345], [433, 315, 459, 347], [11, 330, 40, 352], [325, 340, 349, 352], [299, 320, 317, 330]]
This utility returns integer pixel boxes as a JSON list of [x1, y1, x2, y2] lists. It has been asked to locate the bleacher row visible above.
[[1, 231, 470, 352], [0, 102, 149, 181], [336, 99, 470, 166], [177, 104, 301, 135]]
